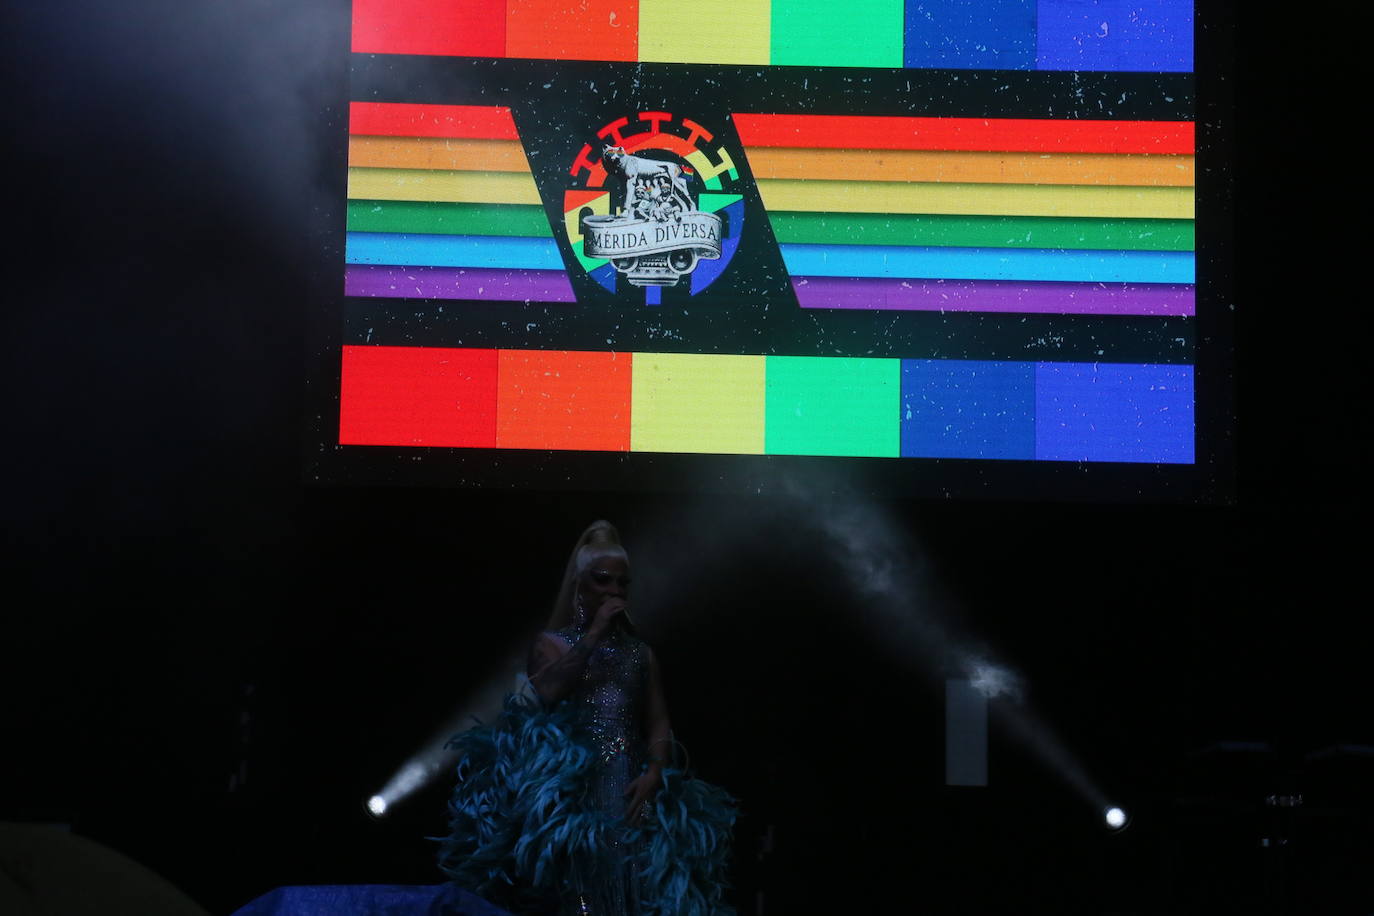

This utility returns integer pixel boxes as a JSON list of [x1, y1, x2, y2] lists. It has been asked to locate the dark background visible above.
[[4, 1, 1367, 914]]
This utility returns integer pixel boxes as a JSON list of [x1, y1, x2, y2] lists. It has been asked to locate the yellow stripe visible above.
[[746, 149, 1195, 187], [348, 137, 531, 172], [631, 354, 766, 454], [347, 168, 542, 205], [639, 0, 770, 64], [755, 179, 1194, 219], [565, 193, 611, 246]]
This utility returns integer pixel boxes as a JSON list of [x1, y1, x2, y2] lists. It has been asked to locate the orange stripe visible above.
[[505, 0, 638, 61], [348, 136, 531, 172], [745, 148, 1194, 187], [496, 350, 632, 451]]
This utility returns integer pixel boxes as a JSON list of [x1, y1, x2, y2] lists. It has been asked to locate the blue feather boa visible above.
[[436, 694, 736, 915]]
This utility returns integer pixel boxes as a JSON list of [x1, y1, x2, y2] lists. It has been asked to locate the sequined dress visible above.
[[438, 619, 736, 916], [554, 622, 648, 915]]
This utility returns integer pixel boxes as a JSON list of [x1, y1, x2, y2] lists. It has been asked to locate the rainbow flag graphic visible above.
[[345, 103, 573, 301], [339, 345, 1193, 462], [337, 3, 1199, 466], [734, 112, 1195, 316], [351, 0, 1192, 71]]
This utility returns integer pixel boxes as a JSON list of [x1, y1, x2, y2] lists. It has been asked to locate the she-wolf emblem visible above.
[[579, 144, 723, 288], [602, 145, 695, 221]]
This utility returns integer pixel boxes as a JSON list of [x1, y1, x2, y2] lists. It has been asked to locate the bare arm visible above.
[[624, 647, 672, 821], [527, 596, 628, 705], [642, 648, 672, 776], [527, 628, 605, 706]]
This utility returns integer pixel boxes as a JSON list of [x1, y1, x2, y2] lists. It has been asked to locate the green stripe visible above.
[[699, 193, 743, 213], [770, 0, 904, 67], [347, 200, 551, 238], [572, 238, 608, 273], [764, 356, 901, 457], [768, 212, 1195, 252], [348, 199, 1192, 254]]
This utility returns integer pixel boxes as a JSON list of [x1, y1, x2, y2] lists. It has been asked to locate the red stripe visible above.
[[351, 0, 505, 58], [732, 114, 1194, 154], [339, 345, 498, 448], [349, 102, 519, 140]]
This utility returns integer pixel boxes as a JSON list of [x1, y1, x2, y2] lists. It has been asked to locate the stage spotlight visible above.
[[364, 653, 527, 822], [1103, 806, 1128, 831]]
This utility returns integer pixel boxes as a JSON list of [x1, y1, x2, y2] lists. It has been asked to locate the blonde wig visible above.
[[544, 520, 630, 631]]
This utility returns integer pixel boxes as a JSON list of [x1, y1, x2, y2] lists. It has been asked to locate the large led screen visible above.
[[315, 0, 1229, 497]]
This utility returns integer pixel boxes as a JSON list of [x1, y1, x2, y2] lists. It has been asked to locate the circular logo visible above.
[[564, 113, 744, 302]]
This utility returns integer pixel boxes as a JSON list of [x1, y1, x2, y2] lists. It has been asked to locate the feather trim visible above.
[[435, 693, 736, 914], [632, 767, 738, 916]]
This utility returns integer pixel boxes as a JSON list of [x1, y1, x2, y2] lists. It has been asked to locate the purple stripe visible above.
[[791, 277, 1194, 316], [345, 265, 576, 302]]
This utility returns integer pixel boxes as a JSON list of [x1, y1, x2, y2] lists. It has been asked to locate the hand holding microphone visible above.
[[590, 596, 631, 634]]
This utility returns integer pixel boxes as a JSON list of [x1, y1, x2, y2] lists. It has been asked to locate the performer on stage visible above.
[[438, 521, 736, 916]]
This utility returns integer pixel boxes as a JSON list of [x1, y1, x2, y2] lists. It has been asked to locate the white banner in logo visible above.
[[581, 212, 723, 261]]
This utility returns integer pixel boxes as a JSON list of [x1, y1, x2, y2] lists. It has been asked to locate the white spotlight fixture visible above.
[[367, 795, 388, 818], [1103, 805, 1128, 831]]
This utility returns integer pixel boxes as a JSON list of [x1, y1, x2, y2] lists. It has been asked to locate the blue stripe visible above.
[[901, 360, 1036, 460], [345, 233, 563, 271], [1034, 362, 1194, 464], [779, 244, 1194, 283], [904, 0, 1037, 70], [1036, 0, 1193, 73]]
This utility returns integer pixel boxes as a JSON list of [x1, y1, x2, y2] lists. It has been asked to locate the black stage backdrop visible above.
[[3, 2, 1368, 915]]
